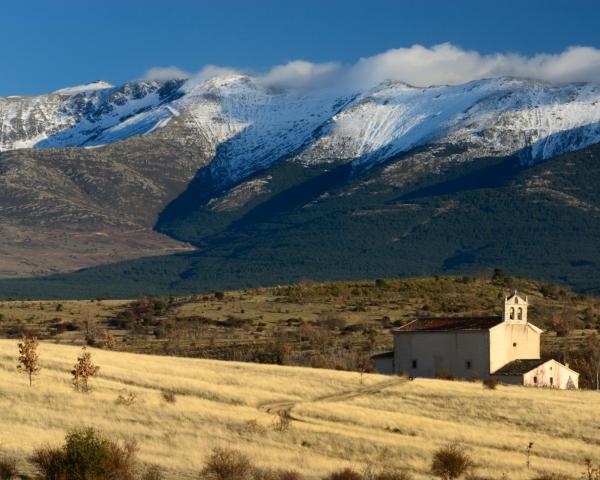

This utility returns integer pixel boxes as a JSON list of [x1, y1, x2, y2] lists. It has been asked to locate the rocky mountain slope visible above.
[[1, 74, 600, 289]]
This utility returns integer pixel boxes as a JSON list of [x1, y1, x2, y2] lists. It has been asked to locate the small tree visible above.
[[72, 347, 100, 393], [17, 335, 40, 386], [103, 330, 116, 350]]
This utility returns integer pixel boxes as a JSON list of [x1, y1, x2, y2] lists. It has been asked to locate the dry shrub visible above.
[[0, 453, 18, 480], [371, 470, 414, 480], [244, 419, 267, 435], [431, 443, 473, 480], [161, 390, 176, 403], [141, 464, 165, 480], [105, 437, 138, 480], [483, 377, 498, 390], [202, 448, 253, 480], [436, 371, 457, 381], [322, 469, 362, 480], [272, 409, 292, 432], [115, 392, 137, 406], [253, 468, 302, 480], [530, 475, 570, 480], [30, 445, 65, 480]]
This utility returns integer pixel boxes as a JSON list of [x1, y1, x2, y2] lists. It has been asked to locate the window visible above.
[[533, 376, 538, 384], [411, 360, 418, 369], [510, 307, 515, 320], [513, 342, 517, 347], [466, 360, 472, 369], [517, 308, 523, 320]]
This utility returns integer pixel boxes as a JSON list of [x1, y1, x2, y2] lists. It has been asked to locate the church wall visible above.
[[393, 331, 490, 379], [489, 323, 540, 373]]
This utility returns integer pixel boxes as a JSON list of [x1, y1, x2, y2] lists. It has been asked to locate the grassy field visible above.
[[0, 340, 598, 479]]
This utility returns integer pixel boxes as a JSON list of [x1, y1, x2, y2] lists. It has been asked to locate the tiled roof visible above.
[[493, 358, 548, 376], [392, 316, 503, 333]]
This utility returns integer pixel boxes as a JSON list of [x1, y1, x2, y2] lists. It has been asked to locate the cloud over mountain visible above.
[[147, 44, 600, 90]]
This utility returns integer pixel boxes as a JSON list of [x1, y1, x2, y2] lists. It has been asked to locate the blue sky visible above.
[[3, 0, 600, 95]]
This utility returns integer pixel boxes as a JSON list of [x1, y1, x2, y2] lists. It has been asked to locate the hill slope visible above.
[[0, 341, 598, 479]]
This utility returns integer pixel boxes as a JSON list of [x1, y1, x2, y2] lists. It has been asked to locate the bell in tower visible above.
[[503, 291, 528, 323]]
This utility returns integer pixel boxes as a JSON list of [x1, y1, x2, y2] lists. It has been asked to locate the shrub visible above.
[[63, 427, 111, 479], [322, 469, 362, 480], [202, 448, 253, 480], [371, 470, 414, 480], [0, 453, 18, 480], [253, 469, 302, 480], [30, 427, 139, 480], [142, 464, 165, 480], [162, 390, 176, 403], [272, 409, 292, 432], [436, 371, 457, 381], [530, 475, 570, 480], [115, 392, 137, 406], [214, 291, 225, 301], [30, 445, 66, 480], [431, 444, 473, 480], [483, 377, 498, 390]]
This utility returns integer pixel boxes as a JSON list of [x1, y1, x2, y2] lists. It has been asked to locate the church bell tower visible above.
[[503, 291, 528, 323]]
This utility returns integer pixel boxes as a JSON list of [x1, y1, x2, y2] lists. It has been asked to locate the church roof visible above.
[[393, 316, 503, 333], [493, 358, 548, 375]]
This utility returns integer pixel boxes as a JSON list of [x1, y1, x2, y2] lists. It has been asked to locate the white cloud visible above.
[[143, 66, 191, 81], [260, 60, 341, 89], [192, 64, 241, 82], [345, 44, 600, 87], [144, 44, 600, 90]]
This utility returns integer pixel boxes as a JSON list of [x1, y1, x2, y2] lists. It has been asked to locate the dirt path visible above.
[[258, 377, 405, 420]]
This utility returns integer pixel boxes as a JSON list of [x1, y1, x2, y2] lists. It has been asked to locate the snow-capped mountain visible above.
[[2, 75, 600, 188]]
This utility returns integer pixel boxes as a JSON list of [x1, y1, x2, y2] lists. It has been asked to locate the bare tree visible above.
[[72, 346, 100, 393], [17, 336, 40, 386]]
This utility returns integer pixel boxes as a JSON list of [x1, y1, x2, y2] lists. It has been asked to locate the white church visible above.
[[372, 292, 579, 389]]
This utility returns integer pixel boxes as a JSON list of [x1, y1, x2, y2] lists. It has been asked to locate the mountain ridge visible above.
[[2, 74, 600, 292]]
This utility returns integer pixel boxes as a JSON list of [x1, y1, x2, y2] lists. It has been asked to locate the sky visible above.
[[2, 0, 600, 95]]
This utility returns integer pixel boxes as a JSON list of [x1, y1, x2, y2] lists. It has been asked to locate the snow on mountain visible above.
[[177, 75, 356, 186], [1, 75, 600, 186], [53, 80, 114, 95]]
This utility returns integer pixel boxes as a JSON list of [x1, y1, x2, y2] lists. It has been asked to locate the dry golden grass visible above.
[[0, 339, 598, 479]]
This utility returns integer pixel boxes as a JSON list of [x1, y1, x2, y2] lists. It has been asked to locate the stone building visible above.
[[373, 292, 579, 389]]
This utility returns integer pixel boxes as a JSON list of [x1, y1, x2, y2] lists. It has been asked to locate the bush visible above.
[[436, 371, 457, 381], [371, 470, 414, 480], [202, 448, 253, 480], [162, 390, 176, 403], [253, 469, 302, 480], [530, 475, 570, 480], [30, 445, 66, 480], [30, 427, 138, 480], [483, 377, 498, 390], [431, 444, 473, 480], [322, 469, 362, 480], [0, 453, 18, 480], [141, 464, 165, 480]]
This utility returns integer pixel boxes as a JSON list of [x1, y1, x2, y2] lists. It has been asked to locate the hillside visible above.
[[0, 275, 598, 387], [0, 340, 598, 479]]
